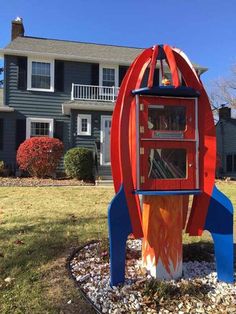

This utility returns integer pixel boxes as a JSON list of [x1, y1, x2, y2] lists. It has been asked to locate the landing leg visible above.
[[204, 185, 234, 283], [108, 185, 132, 286]]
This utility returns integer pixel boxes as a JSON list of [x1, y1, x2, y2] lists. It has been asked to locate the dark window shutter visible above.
[[54, 120, 64, 142], [119, 66, 129, 86], [55, 60, 64, 92], [181, 76, 186, 86], [141, 67, 149, 87], [226, 154, 233, 172], [18, 57, 27, 90], [0, 119, 3, 150], [141, 68, 159, 87], [15, 119, 26, 151], [153, 69, 160, 86], [91, 63, 99, 86]]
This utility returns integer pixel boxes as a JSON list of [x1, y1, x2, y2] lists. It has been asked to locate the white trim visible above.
[[77, 114, 91, 136], [0, 107, 14, 112], [99, 64, 119, 87], [62, 102, 114, 115], [27, 58, 55, 92], [100, 115, 112, 166], [26, 117, 54, 139]]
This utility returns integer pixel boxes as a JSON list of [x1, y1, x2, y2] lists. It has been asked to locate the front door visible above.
[[101, 116, 112, 165]]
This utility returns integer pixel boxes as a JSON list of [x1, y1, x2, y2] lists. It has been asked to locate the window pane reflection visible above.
[[148, 148, 186, 179], [148, 106, 186, 131]]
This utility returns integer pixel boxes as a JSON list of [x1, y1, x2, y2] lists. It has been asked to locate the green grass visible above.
[[0, 186, 114, 314], [0, 182, 235, 313]]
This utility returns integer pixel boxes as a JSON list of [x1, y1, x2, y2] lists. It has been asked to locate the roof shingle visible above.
[[3, 36, 204, 69], [4, 36, 144, 64]]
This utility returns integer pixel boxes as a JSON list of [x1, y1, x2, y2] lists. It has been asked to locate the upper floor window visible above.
[[27, 59, 54, 92], [99, 65, 118, 87]]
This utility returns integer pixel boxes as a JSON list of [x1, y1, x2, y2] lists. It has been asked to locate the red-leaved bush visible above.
[[17, 137, 64, 178]]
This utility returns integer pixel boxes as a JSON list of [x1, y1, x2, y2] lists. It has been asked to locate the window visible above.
[[99, 65, 118, 87], [148, 148, 186, 179], [27, 59, 54, 92], [148, 105, 186, 131], [77, 114, 91, 136], [103, 68, 115, 87], [26, 117, 54, 139]]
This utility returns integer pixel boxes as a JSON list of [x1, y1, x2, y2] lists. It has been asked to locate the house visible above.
[[216, 106, 236, 178], [0, 18, 207, 179]]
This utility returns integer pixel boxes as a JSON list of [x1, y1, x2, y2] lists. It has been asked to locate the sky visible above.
[[0, 0, 236, 90]]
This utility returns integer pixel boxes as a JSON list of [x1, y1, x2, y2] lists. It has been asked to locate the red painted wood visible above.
[[182, 195, 189, 229], [118, 48, 153, 237], [147, 45, 159, 88], [139, 96, 196, 140], [163, 45, 180, 87], [140, 141, 196, 190], [111, 63, 134, 193], [111, 44, 216, 238], [172, 50, 216, 236]]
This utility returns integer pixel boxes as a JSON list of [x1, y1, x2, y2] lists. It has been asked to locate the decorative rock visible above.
[[69, 240, 236, 314]]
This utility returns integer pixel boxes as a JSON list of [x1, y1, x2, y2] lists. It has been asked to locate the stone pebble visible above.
[[70, 240, 236, 313]]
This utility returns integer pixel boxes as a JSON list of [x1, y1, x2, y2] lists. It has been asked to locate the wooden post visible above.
[[142, 195, 185, 280]]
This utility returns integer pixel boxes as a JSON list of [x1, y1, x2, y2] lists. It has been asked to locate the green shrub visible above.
[[64, 147, 94, 181]]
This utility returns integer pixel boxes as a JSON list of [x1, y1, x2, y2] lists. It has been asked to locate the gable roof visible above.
[[1, 36, 144, 65], [0, 36, 206, 71]]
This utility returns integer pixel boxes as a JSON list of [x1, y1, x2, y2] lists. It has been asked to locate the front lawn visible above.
[[0, 182, 235, 313]]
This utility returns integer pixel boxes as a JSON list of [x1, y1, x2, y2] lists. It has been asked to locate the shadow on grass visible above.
[[0, 216, 108, 276], [183, 241, 215, 262], [184, 241, 236, 264], [183, 241, 236, 279]]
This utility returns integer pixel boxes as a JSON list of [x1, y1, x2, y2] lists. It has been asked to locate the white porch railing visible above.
[[71, 84, 119, 102]]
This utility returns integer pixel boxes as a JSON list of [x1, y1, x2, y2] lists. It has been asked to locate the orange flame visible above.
[[142, 195, 188, 276]]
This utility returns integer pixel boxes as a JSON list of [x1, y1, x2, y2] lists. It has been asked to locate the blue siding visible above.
[[71, 109, 112, 148], [1, 55, 114, 176], [1, 56, 100, 167], [71, 109, 112, 176]]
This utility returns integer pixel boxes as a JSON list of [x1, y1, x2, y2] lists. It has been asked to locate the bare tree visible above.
[[209, 64, 236, 110]]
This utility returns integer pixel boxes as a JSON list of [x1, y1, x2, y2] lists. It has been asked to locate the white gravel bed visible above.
[[69, 240, 236, 314]]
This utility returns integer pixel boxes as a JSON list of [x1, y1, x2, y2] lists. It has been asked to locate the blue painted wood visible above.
[[132, 86, 200, 97], [134, 189, 202, 196], [108, 184, 132, 286], [204, 185, 234, 283]]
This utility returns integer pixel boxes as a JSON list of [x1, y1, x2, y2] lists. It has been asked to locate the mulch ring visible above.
[[0, 177, 94, 187]]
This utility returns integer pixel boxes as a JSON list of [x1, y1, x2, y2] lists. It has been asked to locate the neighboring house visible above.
[[0, 18, 207, 178], [216, 106, 236, 178]]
